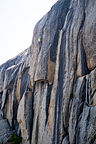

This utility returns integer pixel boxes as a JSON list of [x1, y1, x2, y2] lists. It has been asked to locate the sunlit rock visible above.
[[0, 0, 96, 144]]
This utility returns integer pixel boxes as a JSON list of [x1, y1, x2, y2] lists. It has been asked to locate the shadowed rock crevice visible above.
[[45, 84, 52, 126]]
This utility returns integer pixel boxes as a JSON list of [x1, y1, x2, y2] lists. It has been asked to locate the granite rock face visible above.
[[0, 0, 96, 144], [0, 110, 13, 144]]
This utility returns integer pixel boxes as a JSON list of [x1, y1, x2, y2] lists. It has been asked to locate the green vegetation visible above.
[[7, 133, 22, 144]]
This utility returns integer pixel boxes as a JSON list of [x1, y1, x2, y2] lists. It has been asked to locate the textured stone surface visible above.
[[0, 110, 13, 144], [0, 0, 96, 144]]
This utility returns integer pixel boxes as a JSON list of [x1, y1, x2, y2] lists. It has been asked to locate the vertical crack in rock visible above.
[[48, 30, 63, 142], [45, 84, 52, 126]]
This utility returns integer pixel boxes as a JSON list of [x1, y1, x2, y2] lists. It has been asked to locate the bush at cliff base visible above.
[[7, 133, 22, 144]]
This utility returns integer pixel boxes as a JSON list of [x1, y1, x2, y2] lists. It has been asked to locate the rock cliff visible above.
[[0, 0, 96, 144]]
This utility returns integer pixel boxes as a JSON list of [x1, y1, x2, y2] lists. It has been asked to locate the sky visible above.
[[0, 0, 58, 65]]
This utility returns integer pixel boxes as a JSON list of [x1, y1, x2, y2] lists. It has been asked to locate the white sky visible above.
[[0, 0, 58, 65]]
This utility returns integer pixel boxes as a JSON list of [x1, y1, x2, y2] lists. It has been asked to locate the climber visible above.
[[38, 37, 42, 46], [38, 38, 41, 43]]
